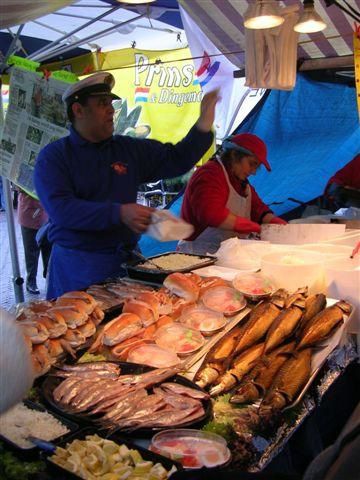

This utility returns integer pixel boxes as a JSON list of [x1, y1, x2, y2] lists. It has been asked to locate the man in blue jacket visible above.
[[34, 72, 218, 299]]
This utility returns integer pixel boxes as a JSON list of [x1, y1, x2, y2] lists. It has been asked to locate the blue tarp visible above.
[[235, 74, 360, 215], [140, 74, 360, 256]]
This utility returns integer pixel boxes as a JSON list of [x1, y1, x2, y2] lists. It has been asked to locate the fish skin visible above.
[[233, 302, 280, 354], [56, 362, 120, 373], [298, 294, 327, 332], [230, 342, 295, 404], [260, 348, 312, 413], [297, 304, 344, 349], [210, 327, 243, 360], [53, 376, 82, 403], [209, 343, 264, 396], [270, 289, 288, 308], [160, 382, 210, 400], [195, 365, 222, 389], [264, 306, 303, 353], [195, 326, 244, 388], [253, 342, 295, 393]]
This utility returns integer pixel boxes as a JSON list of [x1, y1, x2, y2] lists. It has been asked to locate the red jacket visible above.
[[325, 155, 360, 192], [18, 192, 48, 230], [181, 159, 272, 240]]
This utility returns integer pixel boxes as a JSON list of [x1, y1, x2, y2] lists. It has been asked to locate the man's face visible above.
[[74, 95, 115, 141]]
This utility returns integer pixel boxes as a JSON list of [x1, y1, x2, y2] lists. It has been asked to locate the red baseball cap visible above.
[[222, 133, 271, 171]]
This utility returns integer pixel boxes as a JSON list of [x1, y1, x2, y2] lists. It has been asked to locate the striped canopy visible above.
[[179, 0, 358, 66]]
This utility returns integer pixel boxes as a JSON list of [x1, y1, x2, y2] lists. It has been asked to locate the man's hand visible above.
[[120, 204, 155, 234], [196, 89, 220, 132]]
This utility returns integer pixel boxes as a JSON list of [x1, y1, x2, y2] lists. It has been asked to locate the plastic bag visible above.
[[146, 210, 194, 241]]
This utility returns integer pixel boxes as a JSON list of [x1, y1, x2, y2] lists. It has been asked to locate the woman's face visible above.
[[230, 151, 260, 181]]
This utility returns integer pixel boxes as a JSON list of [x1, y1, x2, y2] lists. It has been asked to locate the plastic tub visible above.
[[201, 286, 247, 316], [179, 306, 226, 336], [150, 429, 231, 469], [261, 250, 325, 294], [232, 272, 275, 301], [155, 324, 205, 356], [297, 243, 352, 260], [324, 257, 360, 334], [261, 223, 346, 244], [319, 230, 360, 248]]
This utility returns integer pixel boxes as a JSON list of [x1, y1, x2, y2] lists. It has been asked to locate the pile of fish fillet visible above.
[[194, 287, 351, 416], [51, 362, 209, 431]]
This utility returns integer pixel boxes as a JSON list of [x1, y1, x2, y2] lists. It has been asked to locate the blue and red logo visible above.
[[193, 51, 220, 87]]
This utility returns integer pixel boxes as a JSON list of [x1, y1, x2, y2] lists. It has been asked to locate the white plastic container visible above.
[[324, 257, 360, 334], [319, 230, 360, 248], [261, 250, 325, 294], [297, 243, 352, 260], [261, 224, 346, 245]]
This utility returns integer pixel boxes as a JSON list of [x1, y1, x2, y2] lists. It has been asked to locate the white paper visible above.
[[146, 210, 194, 242]]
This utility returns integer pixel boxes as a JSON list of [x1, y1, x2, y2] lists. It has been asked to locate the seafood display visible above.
[[195, 286, 351, 414], [44, 362, 210, 432], [7, 265, 354, 478], [87, 272, 246, 366], [16, 292, 104, 376]]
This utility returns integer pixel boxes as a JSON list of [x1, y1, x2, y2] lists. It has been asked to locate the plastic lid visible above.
[[150, 429, 231, 469], [201, 286, 246, 315], [233, 272, 275, 299], [155, 324, 205, 355], [179, 306, 226, 334]]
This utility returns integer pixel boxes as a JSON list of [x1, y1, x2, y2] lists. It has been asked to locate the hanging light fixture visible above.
[[294, 0, 327, 33], [244, 0, 285, 29], [116, 0, 156, 4]]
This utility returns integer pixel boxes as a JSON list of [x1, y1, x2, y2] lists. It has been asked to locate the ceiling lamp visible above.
[[244, 0, 285, 29], [294, 0, 327, 33], [115, 0, 156, 4]]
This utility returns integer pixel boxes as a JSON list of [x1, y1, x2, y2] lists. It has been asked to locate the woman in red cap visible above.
[[179, 133, 286, 255]]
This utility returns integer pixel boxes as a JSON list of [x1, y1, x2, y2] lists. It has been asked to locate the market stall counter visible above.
[[0, 269, 359, 479]]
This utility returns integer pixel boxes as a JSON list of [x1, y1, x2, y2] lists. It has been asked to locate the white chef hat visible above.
[[62, 71, 120, 106]]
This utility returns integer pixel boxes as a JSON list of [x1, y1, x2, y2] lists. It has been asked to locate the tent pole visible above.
[[32, 13, 147, 63], [2, 177, 24, 304], [28, 6, 121, 61]]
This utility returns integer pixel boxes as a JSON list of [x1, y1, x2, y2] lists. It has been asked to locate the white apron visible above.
[[178, 158, 252, 255]]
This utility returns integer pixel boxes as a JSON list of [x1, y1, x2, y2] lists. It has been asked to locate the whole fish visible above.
[[298, 294, 327, 332], [233, 301, 280, 354], [297, 301, 351, 349], [195, 362, 223, 389], [209, 343, 264, 396], [194, 326, 243, 388], [230, 342, 295, 404], [285, 287, 308, 309], [270, 289, 288, 308], [264, 306, 303, 353], [160, 382, 210, 400], [56, 362, 120, 373], [260, 348, 312, 414]]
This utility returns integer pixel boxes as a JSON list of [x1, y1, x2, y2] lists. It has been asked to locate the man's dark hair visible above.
[[66, 96, 89, 123]]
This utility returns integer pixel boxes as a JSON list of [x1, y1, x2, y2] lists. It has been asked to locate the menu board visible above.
[[0, 67, 69, 195]]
